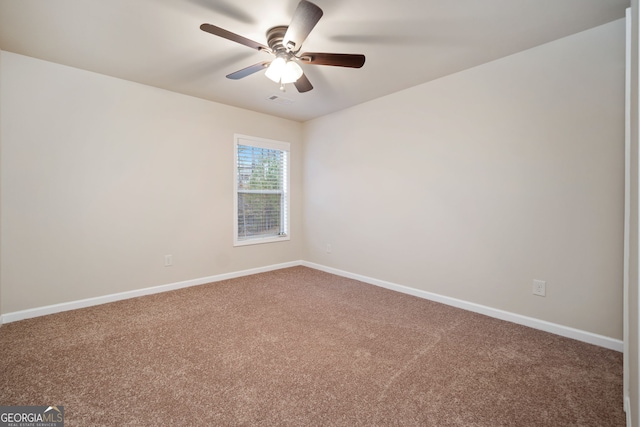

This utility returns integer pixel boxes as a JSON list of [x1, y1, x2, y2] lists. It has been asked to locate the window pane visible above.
[[237, 146, 283, 191], [237, 193, 283, 239]]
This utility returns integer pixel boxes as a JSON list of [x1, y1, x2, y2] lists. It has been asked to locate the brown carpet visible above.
[[0, 266, 624, 426]]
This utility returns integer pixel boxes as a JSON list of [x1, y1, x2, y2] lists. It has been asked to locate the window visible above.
[[234, 134, 290, 246]]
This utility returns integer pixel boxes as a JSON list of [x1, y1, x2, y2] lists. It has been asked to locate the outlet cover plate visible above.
[[533, 279, 546, 297]]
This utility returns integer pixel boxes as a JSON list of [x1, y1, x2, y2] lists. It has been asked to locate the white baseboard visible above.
[[0, 261, 301, 325], [301, 261, 624, 352], [1, 260, 623, 352]]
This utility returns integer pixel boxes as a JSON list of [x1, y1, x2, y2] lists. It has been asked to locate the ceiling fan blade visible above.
[[299, 52, 365, 68], [282, 0, 323, 52], [294, 73, 314, 93], [226, 61, 271, 79], [200, 24, 270, 52]]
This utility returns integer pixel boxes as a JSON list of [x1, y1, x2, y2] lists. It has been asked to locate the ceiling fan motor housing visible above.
[[267, 26, 290, 56]]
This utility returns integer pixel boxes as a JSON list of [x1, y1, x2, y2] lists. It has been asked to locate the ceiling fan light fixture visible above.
[[265, 57, 287, 82], [265, 57, 303, 84], [282, 60, 303, 83]]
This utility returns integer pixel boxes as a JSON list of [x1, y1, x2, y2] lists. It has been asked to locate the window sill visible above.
[[234, 235, 291, 247]]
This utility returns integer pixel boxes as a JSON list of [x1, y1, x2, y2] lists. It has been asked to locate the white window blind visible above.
[[234, 135, 290, 245]]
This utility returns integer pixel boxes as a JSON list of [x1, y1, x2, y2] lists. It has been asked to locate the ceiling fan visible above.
[[200, 0, 365, 93]]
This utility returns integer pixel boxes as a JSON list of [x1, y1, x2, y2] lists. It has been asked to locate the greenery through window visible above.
[[234, 135, 290, 245]]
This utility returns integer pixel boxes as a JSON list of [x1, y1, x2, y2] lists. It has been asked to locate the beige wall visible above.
[[303, 20, 625, 339], [0, 51, 303, 314]]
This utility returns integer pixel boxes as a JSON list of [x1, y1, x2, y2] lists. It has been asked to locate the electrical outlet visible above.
[[326, 244, 332, 254], [165, 255, 173, 267], [532, 279, 546, 297]]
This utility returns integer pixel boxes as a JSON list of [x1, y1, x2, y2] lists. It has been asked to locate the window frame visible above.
[[233, 134, 291, 247]]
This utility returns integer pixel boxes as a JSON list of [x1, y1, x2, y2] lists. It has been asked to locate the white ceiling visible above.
[[0, 0, 629, 122]]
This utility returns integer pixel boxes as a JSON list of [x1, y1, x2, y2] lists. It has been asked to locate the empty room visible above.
[[1, 0, 639, 426]]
